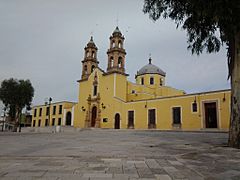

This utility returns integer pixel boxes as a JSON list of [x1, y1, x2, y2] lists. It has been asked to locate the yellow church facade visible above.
[[73, 27, 231, 131]]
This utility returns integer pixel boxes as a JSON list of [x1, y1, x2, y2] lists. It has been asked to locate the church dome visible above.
[[137, 58, 166, 77]]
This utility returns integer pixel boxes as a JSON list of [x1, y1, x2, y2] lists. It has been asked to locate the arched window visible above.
[[110, 57, 114, 67], [150, 77, 154, 85], [118, 40, 122, 48], [118, 57, 122, 68], [84, 65, 87, 74], [65, 112, 72, 126], [93, 85, 97, 96], [92, 51, 95, 58], [91, 65, 95, 72]]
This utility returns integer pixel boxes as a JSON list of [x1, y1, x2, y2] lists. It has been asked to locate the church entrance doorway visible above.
[[204, 102, 218, 128], [114, 113, 120, 129], [91, 106, 97, 127], [66, 112, 72, 126]]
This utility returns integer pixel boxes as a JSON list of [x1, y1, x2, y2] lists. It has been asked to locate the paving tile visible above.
[[108, 162, 123, 168], [150, 168, 167, 175], [107, 167, 123, 174], [170, 171, 186, 179], [135, 162, 148, 169], [168, 160, 183, 166], [0, 130, 238, 180], [163, 166, 178, 173], [127, 160, 145, 163], [102, 158, 122, 163], [58, 177, 89, 180], [0, 177, 19, 180], [178, 168, 203, 180], [113, 173, 130, 179], [156, 160, 171, 167], [4, 170, 46, 177], [208, 170, 240, 179], [82, 173, 112, 178], [155, 174, 172, 180], [88, 163, 106, 168], [130, 178, 156, 180], [146, 159, 161, 169], [90, 178, 112, 180], [123, 169, 139, 176]]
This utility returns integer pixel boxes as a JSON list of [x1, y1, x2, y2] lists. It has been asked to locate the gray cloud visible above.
[[0, 0, 230, 109]]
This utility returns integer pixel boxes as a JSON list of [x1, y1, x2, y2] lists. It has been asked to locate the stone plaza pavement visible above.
[[0, 129, 240, 180]]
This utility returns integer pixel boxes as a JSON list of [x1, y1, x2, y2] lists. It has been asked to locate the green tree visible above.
[[143, 0, 240, 148], [0, 78, 34, 132]]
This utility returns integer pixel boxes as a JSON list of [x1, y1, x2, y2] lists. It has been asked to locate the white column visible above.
[[63, 109, 66, 126], [71, 106, 74, 126]]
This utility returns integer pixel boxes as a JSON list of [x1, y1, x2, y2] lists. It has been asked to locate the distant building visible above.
[[32, 27, 231, 130], [1, 111, 32, 131], [0, 114, 14, 131], [20, 113, 32, 127], [31, 102, 76, 127]]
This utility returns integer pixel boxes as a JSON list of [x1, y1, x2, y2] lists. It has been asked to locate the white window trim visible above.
[[201, 99, 220, 129], [191, 102, 198, 114]]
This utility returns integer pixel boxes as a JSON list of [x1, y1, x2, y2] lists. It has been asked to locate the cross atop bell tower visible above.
[[106, 27, 127, 74], [81, 36, 99, 79]]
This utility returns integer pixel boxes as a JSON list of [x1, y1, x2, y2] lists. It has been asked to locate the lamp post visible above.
[[1, 107, 6, 132], [48, 97, 52, 126], [45, 97, 52, 126]]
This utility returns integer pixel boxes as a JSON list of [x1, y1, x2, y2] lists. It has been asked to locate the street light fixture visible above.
[[45, 97, 52, 126]]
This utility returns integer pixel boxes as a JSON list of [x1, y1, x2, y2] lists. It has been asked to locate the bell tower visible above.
[[107, 26, 126, 74], [81, 36, 99, 79]]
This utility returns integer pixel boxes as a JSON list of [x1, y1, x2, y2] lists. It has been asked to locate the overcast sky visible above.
[[0, 0, 230, 111]]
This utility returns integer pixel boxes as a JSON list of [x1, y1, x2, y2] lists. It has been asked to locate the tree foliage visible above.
[[0, 78, 34, 128], [143, 0, 240, 148], [143, 0, 240, 77]]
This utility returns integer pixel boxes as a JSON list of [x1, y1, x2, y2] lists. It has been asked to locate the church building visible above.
[[72, 27, 231, 130], [32, 27, 230, 130]]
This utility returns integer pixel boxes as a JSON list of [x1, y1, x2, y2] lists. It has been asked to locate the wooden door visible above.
[[205, 102, 218, 128], [148, 109, 156, 129], [114, 113, 120, 129]]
